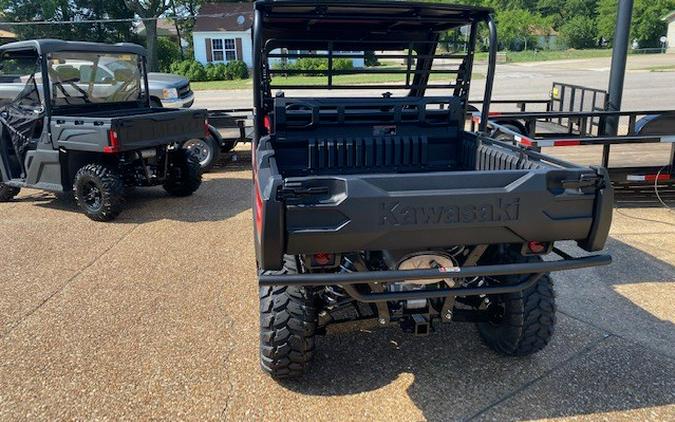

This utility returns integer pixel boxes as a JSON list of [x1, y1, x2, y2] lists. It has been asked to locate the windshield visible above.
[[48, 52, 145, 107]]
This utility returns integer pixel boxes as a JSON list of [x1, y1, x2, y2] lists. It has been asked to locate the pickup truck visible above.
[[251, 1, 613, 379], [0, 39, 207, 221]]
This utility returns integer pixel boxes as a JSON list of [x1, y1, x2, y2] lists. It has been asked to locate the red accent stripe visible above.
[[645, 174, 671, 182], [553, 139, 581, 146], [517, 136, 534, 147], [254, 181, 263, 238]]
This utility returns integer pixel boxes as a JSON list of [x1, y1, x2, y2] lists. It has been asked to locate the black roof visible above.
[[0, 39, 146, 56], [255, 0, 493, 32]]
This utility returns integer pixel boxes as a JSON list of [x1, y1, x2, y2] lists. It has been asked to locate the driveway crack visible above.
[[0, 224, 141, 340], [465, 334, 612, 421]]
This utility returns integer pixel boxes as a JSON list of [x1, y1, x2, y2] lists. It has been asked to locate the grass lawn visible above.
[[474, 48, 613, 63], [191, 71, 484, 91], [645, 64, 675, 72]]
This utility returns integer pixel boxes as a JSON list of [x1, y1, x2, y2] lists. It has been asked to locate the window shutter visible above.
[[235, 38, 243, 61], [205, 38, 213, 63]]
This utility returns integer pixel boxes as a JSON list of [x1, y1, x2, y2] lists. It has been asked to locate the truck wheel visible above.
[[478, 254, 555, 357], [74, 164, 124, 222], [163, 149, 202, 197], [259, 256, 318, 379], [183, 136, 220, 172], [0, 183, 21, 202]]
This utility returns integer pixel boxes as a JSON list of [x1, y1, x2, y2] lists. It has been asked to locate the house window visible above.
[[211, 38, 237, 62]]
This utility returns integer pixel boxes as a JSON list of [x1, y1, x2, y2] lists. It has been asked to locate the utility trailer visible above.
[[251, 0, 613, 379], [472, 82, 675, 200]]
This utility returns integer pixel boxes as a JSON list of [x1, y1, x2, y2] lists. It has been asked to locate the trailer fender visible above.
[[634, 112, 675, 136]]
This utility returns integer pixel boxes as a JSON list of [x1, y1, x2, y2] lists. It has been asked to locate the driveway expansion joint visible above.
[[558, 309, 675, 361], [0, 223, 141, 341], [464, 334, 613, 421]]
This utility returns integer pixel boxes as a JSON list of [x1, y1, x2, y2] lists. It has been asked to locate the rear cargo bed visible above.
[[255, 132, 613, 270], [53, 108, 207, 152]]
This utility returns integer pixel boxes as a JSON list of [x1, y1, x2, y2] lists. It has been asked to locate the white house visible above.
[[192, 3, 254, 67], [664, 11, 675, 53], [192, 3, 364, 68]]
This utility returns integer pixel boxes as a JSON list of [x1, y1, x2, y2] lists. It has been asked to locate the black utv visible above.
[[0, 40, 207, 221], [252, 1, 614, 379]]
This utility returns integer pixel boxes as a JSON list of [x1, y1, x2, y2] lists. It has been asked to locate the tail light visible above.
[[527, 241, 547, 254], [313, 253, 333, 266], [263, 114, 272, 133], [254, 181, 263, 238], [204, 119, 210, 137], [103, 129, 120, 154]]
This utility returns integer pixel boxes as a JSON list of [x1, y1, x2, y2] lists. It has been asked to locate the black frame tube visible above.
[[259, 253, 611, 286], [341, 273, 545, 303], [252, 7, 265, 141], [479, 15, 497, 133], [605, 0, 634, 137]]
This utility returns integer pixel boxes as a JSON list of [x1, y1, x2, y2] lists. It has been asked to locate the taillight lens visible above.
[[103, 129, 119, 154], [527, 241, 547, 254], [263, 114, 272, 132], [254, 181, 263, 238]]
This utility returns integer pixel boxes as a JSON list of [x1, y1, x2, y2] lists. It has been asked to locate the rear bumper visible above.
[[259, 249, 611, 301]]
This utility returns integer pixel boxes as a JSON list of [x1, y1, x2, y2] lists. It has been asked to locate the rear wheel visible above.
[[163, 148, 202, 196], [477, 252, 555, 356], [74, 164, 124, 221], [0, 183, 20, 202], [259, 256, 319, 379], [183, 136, 220, 172]]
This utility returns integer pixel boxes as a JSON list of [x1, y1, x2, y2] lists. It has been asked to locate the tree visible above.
[[596, 0, 674, 47], [124, 0, 171, 71], [560, 16, 598, 49], [496, 8, 545, 50], [2, 0, 135, 43]]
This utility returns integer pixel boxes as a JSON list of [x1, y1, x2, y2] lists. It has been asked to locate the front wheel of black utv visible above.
[[259, 256, 319, 379], [0, 183, 20, 202], [163, 149, 202, 197], [74, 164, 124, 222], [478, 272, 555, 357]]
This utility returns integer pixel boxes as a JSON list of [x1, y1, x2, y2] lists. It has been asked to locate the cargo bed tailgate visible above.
[[256, 166, 612, 270], [112, 109, 207, 151]]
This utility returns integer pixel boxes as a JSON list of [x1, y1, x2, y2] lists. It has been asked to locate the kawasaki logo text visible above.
[[378, 198, 520, 226]]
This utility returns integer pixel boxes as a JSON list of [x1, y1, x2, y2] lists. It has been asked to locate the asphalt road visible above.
[[1, 55, 674, 420]]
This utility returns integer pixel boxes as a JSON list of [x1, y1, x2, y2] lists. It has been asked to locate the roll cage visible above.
[[252, 0, 498, 137]]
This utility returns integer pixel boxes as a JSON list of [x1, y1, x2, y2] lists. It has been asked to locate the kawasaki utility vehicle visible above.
[[0, 40, 207, 221], [251, 0, 613, 379]]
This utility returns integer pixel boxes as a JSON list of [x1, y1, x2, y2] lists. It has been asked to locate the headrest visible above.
[[113, 68, 134, 83], [55, 66, 79, 82]]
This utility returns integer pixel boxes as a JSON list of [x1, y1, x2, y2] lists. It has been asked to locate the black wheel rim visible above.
[[82, 181, 103, 212]]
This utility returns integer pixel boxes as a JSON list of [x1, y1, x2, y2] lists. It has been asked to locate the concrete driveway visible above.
[[0, 146, 673, 420]]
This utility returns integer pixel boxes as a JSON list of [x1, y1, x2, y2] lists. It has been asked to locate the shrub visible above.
[[157, 37, 182, 73], [226, 60, 249, 79], [272, 57, 353, 76], [364, 51, 380, 67], [332, 58, 354, 71], [169, 59, 206, 82], [205, 63, 229, 81]]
